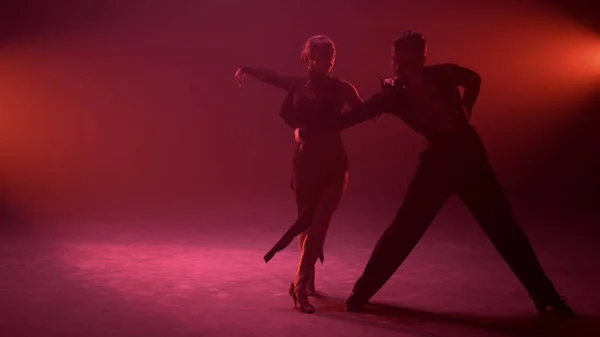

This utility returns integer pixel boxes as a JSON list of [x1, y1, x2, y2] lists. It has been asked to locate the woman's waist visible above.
[[303, 131, 342, 141], [295, 138, 347, 157], [297, 142, 346, 155], [297, 129, 343, 145]]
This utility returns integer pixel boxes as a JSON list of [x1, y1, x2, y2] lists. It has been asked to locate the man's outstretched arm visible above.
[[296, 89, 396, 141], [338, 90, 393, 130]]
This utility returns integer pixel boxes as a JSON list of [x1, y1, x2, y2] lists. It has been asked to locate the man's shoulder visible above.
[[424, 64, 464, 84], [424, 63, 460, 74]]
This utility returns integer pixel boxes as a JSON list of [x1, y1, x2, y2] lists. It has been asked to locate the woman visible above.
[[234, 35, 363, 313]]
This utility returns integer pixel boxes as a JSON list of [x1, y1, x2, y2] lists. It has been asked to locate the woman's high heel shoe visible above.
[[289, 282, 316, 314]]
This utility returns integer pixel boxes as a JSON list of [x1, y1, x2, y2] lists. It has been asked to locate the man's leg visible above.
[[347, 157, 453, 310], [456, 158, 575, 316]]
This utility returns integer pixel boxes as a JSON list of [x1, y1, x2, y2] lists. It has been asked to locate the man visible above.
[[301, 30, 575, 317]]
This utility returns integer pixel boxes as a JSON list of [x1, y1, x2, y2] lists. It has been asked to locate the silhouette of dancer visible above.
[[307, 30, 574, 317], [235, 35, 363, 313]]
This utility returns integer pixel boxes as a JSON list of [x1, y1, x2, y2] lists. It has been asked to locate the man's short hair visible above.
[[393, 30, 427, 55]]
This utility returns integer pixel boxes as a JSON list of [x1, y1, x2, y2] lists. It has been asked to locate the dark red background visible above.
[[0, 0, 597, 227]]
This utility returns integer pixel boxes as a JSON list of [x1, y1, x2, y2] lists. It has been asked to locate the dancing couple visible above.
[[234, 31, 575, 317]]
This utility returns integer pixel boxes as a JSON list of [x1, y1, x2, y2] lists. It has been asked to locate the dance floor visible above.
[[1, 205, 598, 337]]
